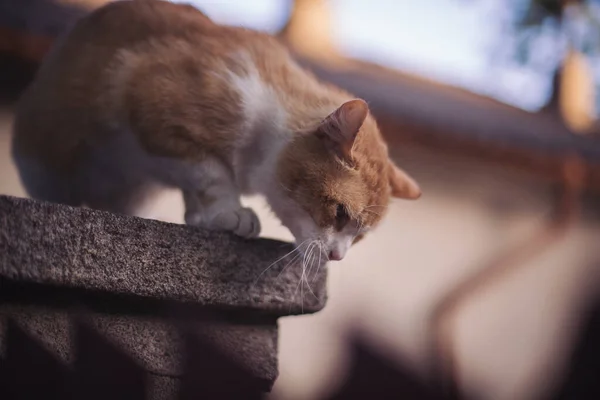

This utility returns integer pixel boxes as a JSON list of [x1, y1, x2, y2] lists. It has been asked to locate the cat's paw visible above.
[[210, 207, 261, 239], [184, 210, 204, 227]]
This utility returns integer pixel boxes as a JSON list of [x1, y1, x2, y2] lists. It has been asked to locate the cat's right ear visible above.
[[388, 162, 421, 200], [316, 99, 369, 164]]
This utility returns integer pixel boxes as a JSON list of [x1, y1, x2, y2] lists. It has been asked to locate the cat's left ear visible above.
[[317, 99, 369, 164], [388, 162, 421, 200]]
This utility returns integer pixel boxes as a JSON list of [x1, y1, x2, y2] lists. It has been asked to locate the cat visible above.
[[11, 0, 421, 262]]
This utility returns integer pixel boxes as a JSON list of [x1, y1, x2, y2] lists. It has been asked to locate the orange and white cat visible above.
[[12, 0, 421, 261]]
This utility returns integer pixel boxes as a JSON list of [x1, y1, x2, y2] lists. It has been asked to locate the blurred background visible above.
[[1, 0, 600, 399]]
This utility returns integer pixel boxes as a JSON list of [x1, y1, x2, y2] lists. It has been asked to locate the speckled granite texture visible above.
[[0, 195, 328, 394], [0, 195, 327, 315], [0, 305, 278, 392]]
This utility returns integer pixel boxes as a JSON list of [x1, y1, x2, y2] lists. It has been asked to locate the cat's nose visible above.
[[328, 249, 344, 261]]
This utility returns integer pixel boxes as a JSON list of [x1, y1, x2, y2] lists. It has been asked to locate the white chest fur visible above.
[[225, 60, 289, 195]]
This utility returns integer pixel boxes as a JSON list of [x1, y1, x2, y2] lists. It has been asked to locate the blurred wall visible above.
[[1, 104, 599, 400]]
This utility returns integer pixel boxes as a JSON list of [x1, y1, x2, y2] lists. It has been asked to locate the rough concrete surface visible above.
[[0, 304, 278, 390], [0, 195, 327, 316]]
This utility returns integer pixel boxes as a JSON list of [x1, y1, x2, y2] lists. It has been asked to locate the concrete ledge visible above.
[[0, 195, 328, 394], [0, 304, 278, 391], [0, 195, 327, 316]]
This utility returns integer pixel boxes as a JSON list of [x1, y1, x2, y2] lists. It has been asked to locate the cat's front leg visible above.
[[183, 187, 261, 239]]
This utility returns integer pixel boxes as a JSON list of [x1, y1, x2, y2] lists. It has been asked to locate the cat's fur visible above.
[[12, 0, 421, 261]]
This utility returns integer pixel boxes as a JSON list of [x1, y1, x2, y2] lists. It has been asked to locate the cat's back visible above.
[[24, 0, 216, 90], [12, 0, 217, 170]]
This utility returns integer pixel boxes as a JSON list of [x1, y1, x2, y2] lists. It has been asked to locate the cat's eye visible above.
[[335, 203, 349, 230]]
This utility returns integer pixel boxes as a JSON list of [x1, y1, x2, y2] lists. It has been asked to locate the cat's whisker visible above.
[[305, 242, 316, 278], [357, 217, 365, 232], [305, 241, 320, 284], [363, 209, 382, 217], [361, 205, 387, 216], [307, 240, 324, 277], [295, 240, 318, 311], [257, 242, 305, 280], [295, 242, 312, 299], [276, 251, 303, 279], [299, 244, 310, 313], [254, 239, 309, 285], [312, 241, 325, 284], [300, 241, 312, 277], [364, 204, 387, 209], [294, 240, 315, 284], [302, 243, 319, 299]]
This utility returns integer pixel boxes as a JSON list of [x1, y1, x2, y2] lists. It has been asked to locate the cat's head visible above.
[[269, 98, 421, 261]]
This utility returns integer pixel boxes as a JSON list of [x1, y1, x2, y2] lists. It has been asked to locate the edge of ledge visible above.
[[0, 195, 327, 317]]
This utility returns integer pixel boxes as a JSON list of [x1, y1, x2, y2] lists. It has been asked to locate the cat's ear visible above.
[[388, 162, 421, 200], [317, 99, 369, 164]]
